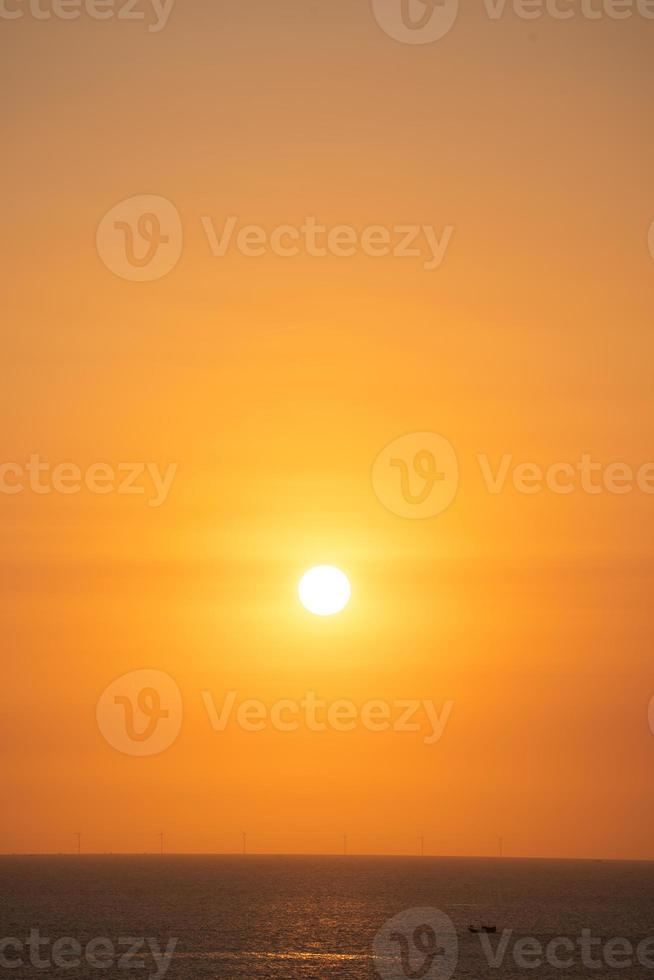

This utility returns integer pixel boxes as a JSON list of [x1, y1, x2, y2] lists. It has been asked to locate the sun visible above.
[[298, 565, 351, 616]]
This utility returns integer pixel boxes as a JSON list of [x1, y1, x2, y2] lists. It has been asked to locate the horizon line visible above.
[[1, 851, 651, 863]]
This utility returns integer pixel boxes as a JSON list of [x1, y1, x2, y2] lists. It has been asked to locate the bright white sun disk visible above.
[[298, 565, 351, 616]]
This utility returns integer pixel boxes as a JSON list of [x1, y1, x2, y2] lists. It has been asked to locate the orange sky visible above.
[[2, 1, 654, 859]]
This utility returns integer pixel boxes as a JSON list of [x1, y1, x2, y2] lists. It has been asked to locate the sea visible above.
[[1, 855, 653, 979]]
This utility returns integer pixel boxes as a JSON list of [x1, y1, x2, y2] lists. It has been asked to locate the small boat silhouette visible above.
[[469, 925, 497, 934]]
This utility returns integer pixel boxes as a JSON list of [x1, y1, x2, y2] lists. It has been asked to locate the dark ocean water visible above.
[[1, 856, 654, 979]]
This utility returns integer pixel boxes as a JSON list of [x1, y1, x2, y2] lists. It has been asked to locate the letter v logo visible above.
[[371, 0, 459, 43]]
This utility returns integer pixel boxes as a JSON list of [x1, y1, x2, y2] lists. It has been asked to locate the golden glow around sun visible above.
[[298, 566, 351, 616]]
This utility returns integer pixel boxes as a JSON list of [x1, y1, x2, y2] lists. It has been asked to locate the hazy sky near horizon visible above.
[[2, 0, 654, 858]]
